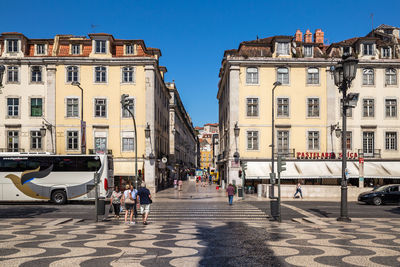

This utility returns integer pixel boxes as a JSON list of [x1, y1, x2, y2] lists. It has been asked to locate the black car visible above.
[[358, 184, 400, 205]]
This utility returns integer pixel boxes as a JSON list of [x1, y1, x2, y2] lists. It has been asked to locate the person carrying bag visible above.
[[122, 184, 136, 225]]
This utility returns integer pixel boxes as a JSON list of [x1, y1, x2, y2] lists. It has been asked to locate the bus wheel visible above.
[[52, 190, 67, 205]]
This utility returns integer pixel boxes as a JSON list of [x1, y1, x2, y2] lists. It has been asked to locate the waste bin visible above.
[[97, 197, 105, 215], [238, 186, 243, 197], [270, 200, 279, 218], [257, 184, 262, 197]]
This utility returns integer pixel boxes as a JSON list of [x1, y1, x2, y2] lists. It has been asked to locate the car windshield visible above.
[[374, 185, 390, 192]]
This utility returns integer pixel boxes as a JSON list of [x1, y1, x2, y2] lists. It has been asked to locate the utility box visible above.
[[270, 200, 279, 218], [238, 187, 243, 197], [97, 197, 105, 215]]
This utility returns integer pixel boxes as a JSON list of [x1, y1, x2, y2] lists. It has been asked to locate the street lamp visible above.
[[270, 81, 282, 192], [0, 65, 5, 87], [71, 81, 86, 154], [121, 94, 138, 189], [333, 56, 359, 223], [233, 122, 240, 163]]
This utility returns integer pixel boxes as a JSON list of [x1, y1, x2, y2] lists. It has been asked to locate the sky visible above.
[[2, 0, 400, 127]]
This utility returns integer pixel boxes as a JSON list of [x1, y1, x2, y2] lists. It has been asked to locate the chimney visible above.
[[304, 29, 312, 43], [295, 29, 303, 42], [314, 29, 324, 44]]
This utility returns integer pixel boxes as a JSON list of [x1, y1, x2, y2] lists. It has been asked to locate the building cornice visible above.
[[0, 57, 158, 66]]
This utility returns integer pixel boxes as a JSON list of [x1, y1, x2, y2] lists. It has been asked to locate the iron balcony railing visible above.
[[274, 148, 296, 158], [88, 149, 113, 155], [358, 149, 381, 158]]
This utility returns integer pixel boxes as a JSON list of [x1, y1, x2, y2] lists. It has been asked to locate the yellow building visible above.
[[217, 29, 330, 185], [200, 150, 213, 169], [54, 34, 170, 193]]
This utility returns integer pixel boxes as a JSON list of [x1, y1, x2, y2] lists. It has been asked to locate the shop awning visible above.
[[245, 160, 400, 180]]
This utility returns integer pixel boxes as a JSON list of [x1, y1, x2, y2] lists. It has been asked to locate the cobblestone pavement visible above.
[[1, 182, 400, 266]]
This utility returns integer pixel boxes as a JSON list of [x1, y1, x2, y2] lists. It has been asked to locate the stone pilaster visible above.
[[228, 65, 240, 185], [46, 64, 57, 154]]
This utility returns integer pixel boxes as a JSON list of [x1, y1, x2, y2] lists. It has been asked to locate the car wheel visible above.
[[51, 190, 67, 205], [373, 196, 382, 206]]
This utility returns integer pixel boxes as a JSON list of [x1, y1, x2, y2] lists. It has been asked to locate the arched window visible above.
[[277, 67, 289, 85], [307, 67, 319, 84], [385, 68, 397, 85], [362, 68, 374, 85], [246, 67, 258, 84]]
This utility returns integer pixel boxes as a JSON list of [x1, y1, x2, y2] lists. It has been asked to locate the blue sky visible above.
[[3, 0, 400, 126]]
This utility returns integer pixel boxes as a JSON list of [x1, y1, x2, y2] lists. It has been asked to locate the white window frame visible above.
[[66, 66, 79, 83], [277, 67, 289, 85], [246, 67, 259, 84], [307, 98, 320, 117], [307, 67, 319, 84], [121, 66, 135, 83], [385, 99, 397, 118], [363, 99, 375, 117], [385, 68, 397, 86], [303, 45, 313, 57], [30, 130, 42, 150], [277, 130, 290, 153], [121, 131, 135, 152], [7, 65, 19, 83], [94, 66, 107, 83], [7, 39, 19, 53], [71, 44, 81, 55], [31, 66, 42, 83], [246, 98, 259, 117], [362, 68, 374, 85], [385, 132, 397, 151], [247, 131, 259, 150], [277, 97, 289, 117], [307, 131, 320, 150], [125, 44, 134, 55], [95, 40, 106, 54], [94, 98, 107, 118], [363, 43, 374, 56], [66, 97, 79, 118], [7, 130, 19, 152], [277, 42, 289, 55], [35, 44, 46, 55], [363, 131, 375, 156], [382, 47, 391, 58], [66, 130, 79, 151], [7, 98, 19, 117]]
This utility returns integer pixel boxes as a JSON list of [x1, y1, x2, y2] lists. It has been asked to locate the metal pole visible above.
[[126, 108, 138, 188], [95, 172, 99, 222], [278, 165, 281, 222], [338, 84, 351, 222], [78, 85, 85, 155]]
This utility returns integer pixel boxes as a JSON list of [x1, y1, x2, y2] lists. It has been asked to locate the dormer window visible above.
[[363, 43, 374, 56], [7, 39, 18, 53], [71, 44, 81, 55], [304, 45, 313, 57], [125, 44, 134, 55], [36, 44, 46, 55], [343, 46, 351, 56], [95, 40, 106, 53], [277, 42, 289, 55], [382, 47, 390, 58]]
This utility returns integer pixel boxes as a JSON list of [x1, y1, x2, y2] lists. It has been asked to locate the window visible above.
[[247, 131, 258, 150], [122, 98, 134, 117], [307, 98, 319, 117], [304, 45, 313, 57], [382, 47, 390, 58], [95, 40, 106, 53], [307, 68, 319, 84], [385, 68, 397, 85], [277, 98, 289, 117], [363, 99, 374, 117], [385, 132, 397, 150], [36, 44, 45, 55], [31, 66, 42, 82], [71, 44, 80, 55], [122, 67, 134, 83], [67, 131, 79, 150], [125, 44, 134, 55], [343, 46, 351, 56], [277, 42, 289, 55], [7, 39, 18, 53], [7, 131, 19, 152], [340, 99, 352, 117], [385, 99, 397, 117], [246, 67, 258, 84], [66, 98, 79, 117], [341, 131, 352, 150], [7, 98, 19, 116], [95, 66, 107, 83], [308, 131, 319, 150], [66, 66, 79, 82], [363, 132, 374, 156], [7, 66, 18, 82], [122, 137, 134, 151], [277, 67, 289, 85], [94, 137, 107, 153], [363, 43, 374, 56], [362, 68, 374, 85], [31, 98, 43, 117], [246, 98, 258, 116], [30, 131, 42, 149], [95, 98, 107, 117], [277, 131, 289, 153]]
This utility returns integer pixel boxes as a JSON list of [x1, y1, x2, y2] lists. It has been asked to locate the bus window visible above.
[[1, 158, 27, 172], [75, 156, 101, 172], [53, 157, 76, 172]]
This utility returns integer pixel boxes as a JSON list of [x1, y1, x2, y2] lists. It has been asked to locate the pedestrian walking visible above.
[[178, 179, 183, 191], [122, 184, 136, 224], [136, 182, 152, 225], [130, 184, 138, 219], [293, 182, 303, 199], [110, 186, 122, 219], [226, 183, 235, 205]]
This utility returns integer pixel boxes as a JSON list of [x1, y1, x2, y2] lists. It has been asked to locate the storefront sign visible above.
[[296, 151, 358, 159]]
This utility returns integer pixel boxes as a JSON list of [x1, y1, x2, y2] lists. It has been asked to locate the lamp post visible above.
[[329, 123, 339, 156], [333, 56, 358, 222], [270, 81, 282, 193], [0, 65, 5, 87], [233, 122, 242, 197], [121, 94, 138, 189], [71, 81, 85, 154]]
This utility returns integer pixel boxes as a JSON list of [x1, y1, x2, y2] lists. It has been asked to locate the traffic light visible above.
[[121, 94, 130, 108], [277, 156, 286, 173]]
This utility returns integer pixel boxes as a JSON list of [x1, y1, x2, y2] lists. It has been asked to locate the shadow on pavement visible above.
[[197, 221, 284, 266], [308, 208, 332, 217], [387, 207, 400, 215], [0, 206, 58, 218]]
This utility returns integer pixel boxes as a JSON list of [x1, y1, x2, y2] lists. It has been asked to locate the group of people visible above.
[[110, 182, 152, 225], [196, 173, 213, 187]]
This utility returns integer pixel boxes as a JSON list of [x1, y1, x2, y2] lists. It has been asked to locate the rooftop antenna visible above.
[[91, 24, 99, 33]]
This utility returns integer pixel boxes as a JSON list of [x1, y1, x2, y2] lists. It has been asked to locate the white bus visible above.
[[0, 153, 113, 204]]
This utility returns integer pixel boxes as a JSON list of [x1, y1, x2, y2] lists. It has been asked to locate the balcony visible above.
[[274, 148, 295, 158], [358, 149, 381, 158], [88, 149, 113, 155], [0, 148, 25, 152]]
